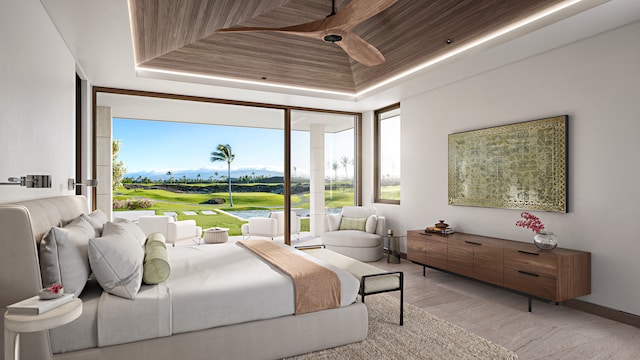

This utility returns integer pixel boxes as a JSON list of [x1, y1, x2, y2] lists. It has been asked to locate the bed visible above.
[[0, 195, 368, 360]]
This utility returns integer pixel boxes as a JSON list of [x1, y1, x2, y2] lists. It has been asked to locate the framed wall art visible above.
[[448, 115, 567, 213]]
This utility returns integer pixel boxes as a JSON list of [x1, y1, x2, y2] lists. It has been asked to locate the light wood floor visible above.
[[370, 256, 640, 360]]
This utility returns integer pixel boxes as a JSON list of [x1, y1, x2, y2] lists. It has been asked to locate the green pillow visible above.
[[143, 233, 170, 285], [339, 217, 367, 231]]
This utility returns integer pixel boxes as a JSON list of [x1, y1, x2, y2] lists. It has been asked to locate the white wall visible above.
[[0, 0, 76, 202], [372, 21, 640, 316]]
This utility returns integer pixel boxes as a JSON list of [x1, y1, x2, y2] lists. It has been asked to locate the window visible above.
[[374, 103, 400, 204]]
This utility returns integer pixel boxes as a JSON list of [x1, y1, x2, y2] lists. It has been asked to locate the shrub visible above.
[[113, 198, 156, 210]]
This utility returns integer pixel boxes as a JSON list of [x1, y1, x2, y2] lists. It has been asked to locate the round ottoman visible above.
[[203, 227, 229, 244]]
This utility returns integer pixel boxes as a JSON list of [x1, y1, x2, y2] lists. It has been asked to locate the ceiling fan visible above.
[[215, 0, 397, 67]]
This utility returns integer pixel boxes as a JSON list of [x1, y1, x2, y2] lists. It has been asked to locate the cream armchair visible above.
[[137, 215, 203, 246], [321, 206, 385, 262]]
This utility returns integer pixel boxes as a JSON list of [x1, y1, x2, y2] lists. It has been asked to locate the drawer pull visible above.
[[518, 250, 539, 256], [465, 241, 482, 246], [518, 270, 540, 277]]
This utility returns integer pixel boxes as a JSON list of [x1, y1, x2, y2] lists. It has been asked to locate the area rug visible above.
[[286, 295, 518, 360]]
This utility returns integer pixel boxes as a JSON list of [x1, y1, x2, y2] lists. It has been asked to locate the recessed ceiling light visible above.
[[135, 67, 357, 98]]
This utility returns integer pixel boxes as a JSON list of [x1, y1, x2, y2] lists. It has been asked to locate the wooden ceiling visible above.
[[130, 0, 563, 94]]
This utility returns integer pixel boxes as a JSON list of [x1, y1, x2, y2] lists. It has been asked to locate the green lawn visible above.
[[114, 186, 355, 236], [116, 188, 287, 209], [380, 185, 400, 201], [114, 189, 261, 235]]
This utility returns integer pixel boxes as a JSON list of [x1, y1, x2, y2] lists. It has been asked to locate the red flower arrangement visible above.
[[515, 212, 545, 234], [47, 283, 63, 294]]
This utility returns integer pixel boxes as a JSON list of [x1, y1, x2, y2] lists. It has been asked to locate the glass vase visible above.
[[534, 231, 558, 250]]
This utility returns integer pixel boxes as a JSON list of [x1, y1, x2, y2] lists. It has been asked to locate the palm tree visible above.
[[210, 144, 236, 207], [339, 156, 352, 181], [330, 161, 339, 199], [112, 140, 126, 191]]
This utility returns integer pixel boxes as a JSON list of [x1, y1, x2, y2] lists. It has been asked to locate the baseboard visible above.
[[563, 299, 640, 328]]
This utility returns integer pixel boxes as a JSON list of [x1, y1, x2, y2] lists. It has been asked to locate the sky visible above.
[[112, 118, 355, 179]]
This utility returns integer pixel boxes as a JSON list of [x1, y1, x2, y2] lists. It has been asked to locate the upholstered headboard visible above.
[[0, 195, 88, 359]]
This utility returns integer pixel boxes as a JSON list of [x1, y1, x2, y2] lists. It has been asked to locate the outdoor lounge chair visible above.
[[137, 215, 203, 246], [241, 211, 301, 241]]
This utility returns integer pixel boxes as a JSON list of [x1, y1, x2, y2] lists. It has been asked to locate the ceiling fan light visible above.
[[323, 34, 343, 43]]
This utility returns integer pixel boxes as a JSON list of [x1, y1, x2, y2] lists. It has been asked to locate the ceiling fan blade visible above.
[[334, 31, 385, 67], [327, 0, 398, 30], [215, 0, 395, 67]]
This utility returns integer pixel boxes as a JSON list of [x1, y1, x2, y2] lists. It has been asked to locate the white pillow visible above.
[[326, 213, 342, 231], [365, 214, 378, 234], [88, 232, 144, 299], [40, 216, 95, 297], [104, 219, 147, 247], [82, 209, 109, 237]]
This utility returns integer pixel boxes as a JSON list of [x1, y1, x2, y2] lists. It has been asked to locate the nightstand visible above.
[[4, 298, 82, 360]]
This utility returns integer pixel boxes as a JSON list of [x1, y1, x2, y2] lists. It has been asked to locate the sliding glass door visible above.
[[289, 110, 360, 239]]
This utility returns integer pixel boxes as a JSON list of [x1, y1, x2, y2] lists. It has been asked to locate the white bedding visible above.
[[97, 283, 171, 346], [91, 242, 359, 347], [168, 242, 359, 334]]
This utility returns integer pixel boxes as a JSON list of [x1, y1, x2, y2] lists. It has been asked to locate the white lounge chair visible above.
[[137, 215, 203, 246], [241, 211, 301, 241]]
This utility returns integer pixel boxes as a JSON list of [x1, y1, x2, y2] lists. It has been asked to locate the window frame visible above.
[[92, 87, 363, 245], [374, 103, 401, 205]]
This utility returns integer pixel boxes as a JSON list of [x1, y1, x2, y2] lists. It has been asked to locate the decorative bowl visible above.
[[39, 287, 64, 300], [435, 220, 449, 229]]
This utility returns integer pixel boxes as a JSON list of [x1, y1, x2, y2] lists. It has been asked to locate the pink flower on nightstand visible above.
[[47, 283, 63, 294]]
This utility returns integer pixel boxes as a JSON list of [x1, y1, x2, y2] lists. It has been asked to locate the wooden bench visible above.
[[298, 246, 404, 325]]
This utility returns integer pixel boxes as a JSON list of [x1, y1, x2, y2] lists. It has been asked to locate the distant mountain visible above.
[[123, 168, 284, 181]]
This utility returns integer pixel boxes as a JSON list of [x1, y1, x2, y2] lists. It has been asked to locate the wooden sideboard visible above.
[[407, 230, 591, 311]]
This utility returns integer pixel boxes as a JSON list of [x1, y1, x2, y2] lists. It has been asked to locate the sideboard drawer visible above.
[[407, 232, 426, 264], [425, 234, 448, 270], [504, 268, 557, 301], [504, 247, 557, 278], [447, 237, 474, 277]]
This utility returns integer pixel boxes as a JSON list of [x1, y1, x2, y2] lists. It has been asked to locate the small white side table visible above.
[[4, 298, 82, 360], [203, 227, 229, 244]]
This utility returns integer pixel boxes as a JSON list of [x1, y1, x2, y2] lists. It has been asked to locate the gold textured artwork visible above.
[[448, 116, 567, 213]]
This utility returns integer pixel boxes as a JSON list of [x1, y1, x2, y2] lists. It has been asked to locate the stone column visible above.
[[309, 124, 325, 237], [96, 106, 112, 220]]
